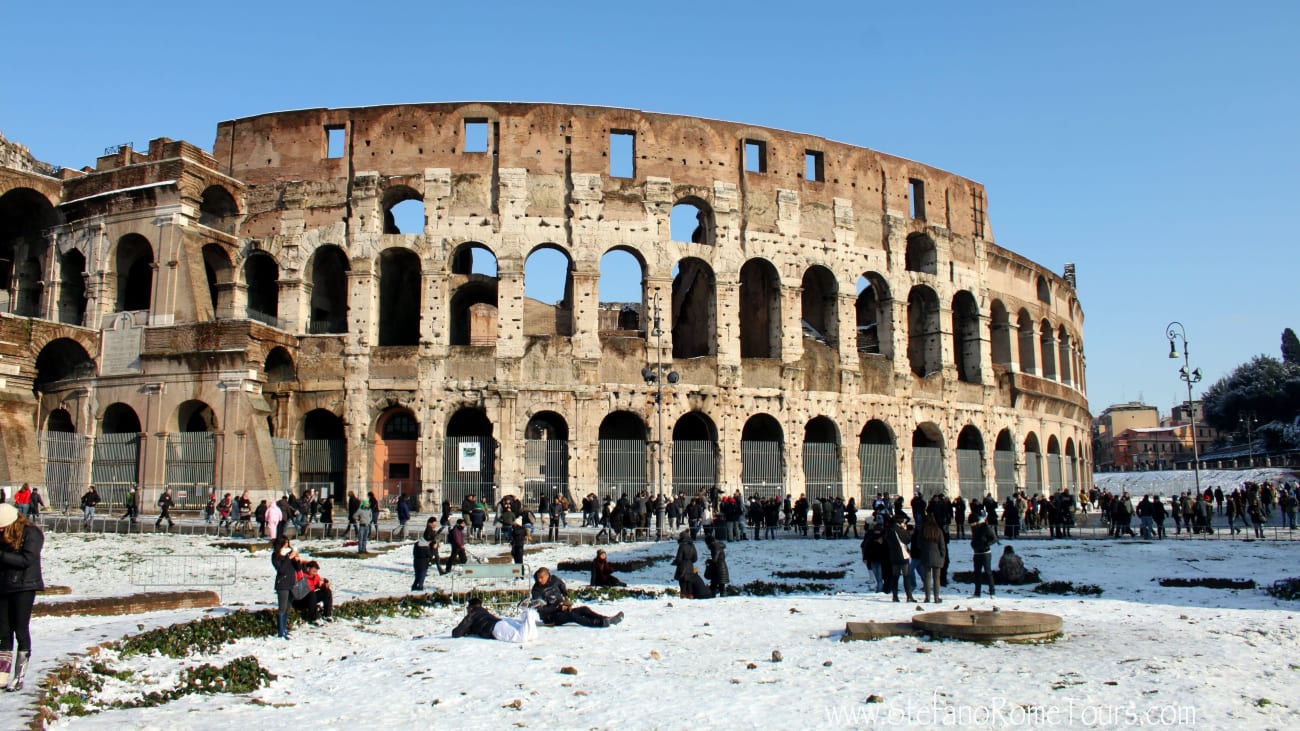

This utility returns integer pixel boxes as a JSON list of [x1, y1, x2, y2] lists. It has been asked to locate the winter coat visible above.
[[271, 548, 299, 592], [673, 533, 697, 581], [970, 522, 998, 554], [530, 575, 570, 608], [591, 557, 619, 586], [884, 524, 911, 567], [510, 524, 528, 549], [452, 605, 501, 639], [860, 526, 888, 566], [0, 524, 45, 593], [396, 499, 411, 523], [449, 525, 466, 549], [80, 490, 100, 508], [913, 532, 947, 569], [999, 552, 1026, 583], [704, 539, 730, 585]]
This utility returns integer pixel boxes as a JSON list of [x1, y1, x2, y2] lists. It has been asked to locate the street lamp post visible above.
[[1239, 411, 1257, 468], [1166, 322, 1203, 497], [642, 292, 678, 508]]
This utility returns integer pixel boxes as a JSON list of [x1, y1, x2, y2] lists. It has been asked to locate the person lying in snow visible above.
[[451, 597, 542, 644], [530, 567, 623, 627]]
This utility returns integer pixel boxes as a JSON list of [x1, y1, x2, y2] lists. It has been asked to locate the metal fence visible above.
[[598, 439, 648, 501], [912, 447, 945, 496], [1025, 454, 1043, 494], [858, 443, 897, 501], [164, 432, 216, 508], [801, 442, 841, 501], [672, 440, 717, 495], [994, 450, 1017, 499], [298, 439, 346, 503], [39, 431, 89, 509], [523, 439, 570, 504], [1047, 454, 1064, 493], [741, 440, 784, 496], [956, 449, 985, 501], [443, 436, 496, 507]]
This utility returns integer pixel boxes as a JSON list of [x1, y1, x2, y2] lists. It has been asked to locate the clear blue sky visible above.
[[3, 0, 1296, 418]]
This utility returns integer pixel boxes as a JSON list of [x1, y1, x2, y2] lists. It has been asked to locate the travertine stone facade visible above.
[[0, 104, 1090, 509]]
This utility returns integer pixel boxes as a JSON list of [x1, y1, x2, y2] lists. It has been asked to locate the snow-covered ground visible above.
[[11, 527, 1300, 730], [1095, 467, 1297, 496]]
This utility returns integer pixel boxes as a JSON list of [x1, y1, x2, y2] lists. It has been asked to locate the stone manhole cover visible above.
[[912, 610, 1062, 642]]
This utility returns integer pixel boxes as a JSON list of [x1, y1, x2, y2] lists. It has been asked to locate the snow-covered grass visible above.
[[13, 528, 1300, 729]]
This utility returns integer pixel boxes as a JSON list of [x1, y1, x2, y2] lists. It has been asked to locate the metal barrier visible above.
[[130, 554, 239, 600]]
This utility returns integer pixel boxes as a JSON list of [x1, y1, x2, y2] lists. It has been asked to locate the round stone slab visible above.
[[912, 610, 1062, 642]]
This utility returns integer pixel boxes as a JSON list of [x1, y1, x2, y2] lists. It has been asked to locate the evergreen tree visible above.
[[1200, 355, 1300, 448], [1283, 328, 1300, 365]]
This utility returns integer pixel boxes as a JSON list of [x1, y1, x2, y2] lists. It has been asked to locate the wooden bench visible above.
[[449, 562, 530, 603]]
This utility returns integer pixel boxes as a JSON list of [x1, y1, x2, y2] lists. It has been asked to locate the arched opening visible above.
[[905, 233, 937, 275], [307, 245, 349, 334], [673, 412, 718, 495], [523, 245, 575, 337], [243, 251, 279, 324], [989, 300, 1012, 369], [1024, 433, 1043, 494], [115, 234, 154, 313], [378, 247, 421, 346], [671, 258, 716, 358], [46, 408, 75, 433], [952, 290, 981, 383], [858, 419, 898, 498], [449, 243, 498, 347], [1039, 319, 1057, 381], [58, 249, 87, 325], [907, 285, 942, 377], [263, 347, 294, 384], [994, 428, 1016, 498], [1036, 276, 1051, 304], [1058, 326, 1073, 386], [741, 414, 785, 497], [168, 401, 217, 500], [1017, 309, 1037, 375], [443, 408, 495, 506], [375, 407, 420, 502], [300, 409, 347, 504], [911, 423, 945, 497], [1065, 438, 1079, 493], [956, 425, 986, 500], [598, 248, 645, 336], [34, 338, 93, 392], [382, 186, 425, 235], [524, 411, 570, 505], [800, 266, 838, 348], [94, 403, 143, 504], [198, 185, 239, 234], [855, 273, 892, 358], [739, 258, 781, 359], [802, 416, 842, 500], [599, 411, 648, 500], [202, 244, 234, 320], [0, 188, 57, 317], [670, 197, 714, 245], [1046, 435, 1063, 493]]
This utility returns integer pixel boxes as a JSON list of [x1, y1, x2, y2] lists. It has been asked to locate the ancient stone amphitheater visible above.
[[0, 103, 1090, 511]]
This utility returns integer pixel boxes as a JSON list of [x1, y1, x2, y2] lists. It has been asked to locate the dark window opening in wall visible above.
[[800, 266, 838, 348], [388, 463, 411, 480], [670, 198, 715, 244], [905, 233, 937, 275], [382, 412, 419, 440], [804, 150, 824, 182], [610, 131, 635, 178], [464, 119, 489, 153], [378, 248, 421, 346], [1036, 276, 1051, 304], [739, 258, 781, 359], [58, 249, 86, 326], [308, 245, 349, 334], [326, 126, 345, 159], [744, 139, 767, 173], [952, 290, 982, 384], [202, 244, 233, 320], [34, 338, 93, 391], [115, 234, 154, 312], [599, 248, 645, 336], [972, 188, 986, 238], [244, 252, 280, 324], [909, 178, 926, 220], [449, 243, 498, 347], [671, 258, 717, 358], [855, 273, 892, 357], [1017, 309, 1037, 375], [907, 285, 942, 378], [264, 347, 295, 384]]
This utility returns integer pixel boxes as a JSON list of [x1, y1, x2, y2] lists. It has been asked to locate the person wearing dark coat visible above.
[[883, 515, 914, 603], [590, 549, 625, 587], [509, 519, 528, 564], [914, 516, 948, 603], [412, 517, 442, 590], [529, 568, 622, 627], [969, 513, 998, 598], [270, 536, 301, 640], [703, 536, 730, 596], [681, 567, 713, 599], [0, 504, 43, 691], [395, 495, 411, 540], [444, 520, 468, 573], [860, 523, 888, 592], [672, 530, 698, 595], [452, 598, 501, 639]]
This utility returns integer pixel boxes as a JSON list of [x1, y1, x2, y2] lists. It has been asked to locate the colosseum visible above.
[[0, 103, 1090, 512]]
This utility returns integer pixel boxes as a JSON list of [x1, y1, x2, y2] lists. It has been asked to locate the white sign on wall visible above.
[[458, 443, 480, 472]]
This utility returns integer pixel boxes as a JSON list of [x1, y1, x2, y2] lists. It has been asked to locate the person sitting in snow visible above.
[[530, 567, 623, 628], [590, 549, 625, 587], [452, 597, 541, 644], [996, 544, 1025, 584]]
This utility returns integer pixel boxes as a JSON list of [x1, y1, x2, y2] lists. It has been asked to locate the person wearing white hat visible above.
[[0, 502, 43, 692]]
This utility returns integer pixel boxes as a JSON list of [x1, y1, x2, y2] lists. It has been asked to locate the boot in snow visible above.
[[7, 652, 29, 691]]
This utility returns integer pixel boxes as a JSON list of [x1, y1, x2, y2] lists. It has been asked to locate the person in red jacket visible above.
[[589, 549, 625, 587]]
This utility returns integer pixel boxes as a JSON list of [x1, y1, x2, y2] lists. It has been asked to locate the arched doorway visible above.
[[672, 412, 718, 497], [598, 411, 648, 501], [524, 411, 570, 505], [300, 410, 347, 504], [858, 419, 897, 499], [911, 423, 945, 497], [443, 408, 495, 506], [166, 400, 217, 507], [93, 403, 143, 511], [802, 416, 841, 501], [374, 408, 420, 504], [741, 414, 785, 498], [956, 425, 986, 500]]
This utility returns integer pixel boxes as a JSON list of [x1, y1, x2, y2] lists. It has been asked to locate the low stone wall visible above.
[[34, 590, 220, 618]]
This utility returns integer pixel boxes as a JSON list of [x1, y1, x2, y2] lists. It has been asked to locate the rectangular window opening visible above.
[[804, 150, 824, 182], [909, 178, 926, 220], [610, 130, 635, 178], [325, 126, 345, 159], [464, 119, 489, 153], [744, 139, 767, 173]]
